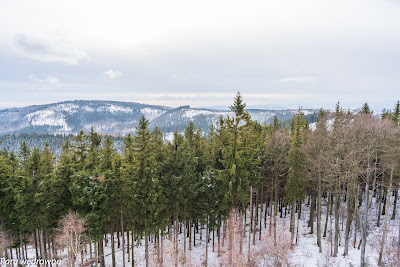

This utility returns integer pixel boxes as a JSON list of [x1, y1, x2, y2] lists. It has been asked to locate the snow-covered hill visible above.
[[0, 100, 170, 135], [0, 100, 317, 136]]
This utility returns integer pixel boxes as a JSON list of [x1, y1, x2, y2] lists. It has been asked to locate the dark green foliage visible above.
[[285, 110, 308, 204], [360, 102, 372, 114], [218, 92, 262, 209], [125, 117, 166, 235], [69, 172, 115, 241]]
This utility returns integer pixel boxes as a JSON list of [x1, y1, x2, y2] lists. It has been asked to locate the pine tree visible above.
[[219, 92, 253, 209], [100, 136, 115, 173], [125, 116, 164, 267], [86, 127, 102, 174], [393, 101, 400, 126], [72, 130, 88, 171], [52, 139, 74, 220], [360, 102, 372, 114], [70, 172, 115, 267]]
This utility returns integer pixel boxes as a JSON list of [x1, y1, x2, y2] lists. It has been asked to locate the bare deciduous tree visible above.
[[55, 211, 87, 267]]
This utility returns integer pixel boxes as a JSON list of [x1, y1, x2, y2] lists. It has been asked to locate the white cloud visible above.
[[29, 75, 62, 87], [104, 70, 123, 79]]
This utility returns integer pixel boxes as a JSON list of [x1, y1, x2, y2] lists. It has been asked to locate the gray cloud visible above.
[[13, 34, 88, 64]]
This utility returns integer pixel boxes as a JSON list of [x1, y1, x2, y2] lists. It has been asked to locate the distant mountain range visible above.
[[0, 100, 317, 137]]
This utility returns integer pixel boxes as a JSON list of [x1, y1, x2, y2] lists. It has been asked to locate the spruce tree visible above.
[[219, 92, 253, 209], [360, 102, 372, 114], [125, 116, 164, 267]]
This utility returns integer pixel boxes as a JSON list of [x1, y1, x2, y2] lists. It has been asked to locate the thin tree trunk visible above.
[[41, 230, 46, 260], [317, 172, 322, 253], [189, 220, 192, 250], [377, 180, 384, 227], [222, 219, 225, 248], [290, 200, 296, 246], [99, 239, 105, 267], [274, 175, 278, 246], [121, 210, 125, 267], [248, 186, 253, 264], [392, 189, 398, 220], [111, 231, 116, 267], [205, 219, 209, 267], [184, 220, 186, 263], [334, 190, 340, 257], [213, 228, 215, 252], [344, 183, 354, 256], [264, 190, 268, 228], [174, 213, 178, 267], [253, 190, 258, 246], [269, 184, 273, 234], [323, 191, 331, 238], [89, 240, 93, 260], [382, 190, 387, 215], [94, 241, 98, 267], [239, 210, 243, 254], [127, 230, 130, 262], [131, 234, 135, 267], [259, 178, 264, 240], [309, 194, 315, 234], [67, 240, 71, 267], [145, 231, 149, 267], [217, 217, 221, 257], [354, 185, 360, 248], [34, 230, 39, 260], [117, 230, 120, 248], [296, 202, 301, 244], [378, 166, 393, 265], [360, 160, 371, 267], [228, 213, 233, 265], [19, 230, 24, 261]]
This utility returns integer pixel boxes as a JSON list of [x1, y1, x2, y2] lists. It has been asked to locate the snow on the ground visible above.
[[2, 192, 399, 266]]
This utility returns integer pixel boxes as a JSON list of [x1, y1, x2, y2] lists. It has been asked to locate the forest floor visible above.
[[3, 193, 400, 267]]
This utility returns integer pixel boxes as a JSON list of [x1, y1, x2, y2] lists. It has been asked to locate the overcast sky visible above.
[[1, 0, 399, 111]]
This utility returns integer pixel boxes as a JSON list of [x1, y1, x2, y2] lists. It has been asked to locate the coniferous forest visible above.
[[1, 93, 400, 267]]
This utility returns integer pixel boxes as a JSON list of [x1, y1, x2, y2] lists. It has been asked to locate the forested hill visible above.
[[0, 100, 317, 136]]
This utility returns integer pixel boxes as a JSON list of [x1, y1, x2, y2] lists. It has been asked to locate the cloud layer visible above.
[[0, 0, 399, 111]]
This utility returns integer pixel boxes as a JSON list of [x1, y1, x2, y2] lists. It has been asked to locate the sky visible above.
[[0, 0, 400, 111]]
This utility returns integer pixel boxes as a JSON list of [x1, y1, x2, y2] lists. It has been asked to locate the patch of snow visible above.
[[55, 103, 80, 113], [25, 110, 70, 131], [183, 109, 215, 119], [163, 132, 175, 143], [310, 118, 335, 132], [83, 106, 95, 112], [104, 104, 132, 114], [140, 108, 165, 121]]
